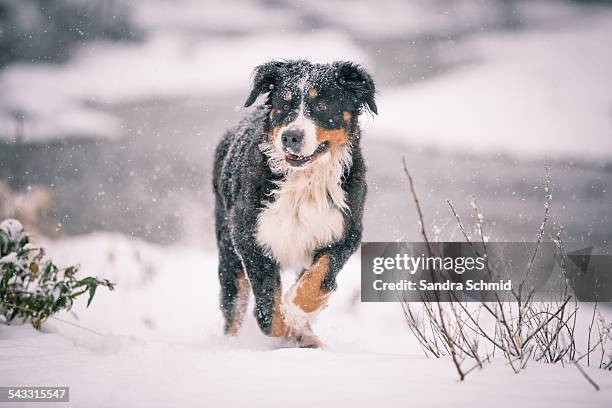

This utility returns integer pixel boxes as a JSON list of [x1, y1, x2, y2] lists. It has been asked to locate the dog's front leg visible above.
[[245, 251, 290, 337], [282, 254, 332, 348], [229, 205, 290, 338], [283, 160, 366, 348], [282, 233, 361, 348]]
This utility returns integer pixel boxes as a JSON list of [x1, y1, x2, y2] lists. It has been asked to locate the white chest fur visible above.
[[256, 158, 347, 271]]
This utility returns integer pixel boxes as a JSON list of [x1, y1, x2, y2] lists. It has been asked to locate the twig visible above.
[[402, 156, 432, 254], [587, 302, 598, 366], [574, 361, 600, 391]]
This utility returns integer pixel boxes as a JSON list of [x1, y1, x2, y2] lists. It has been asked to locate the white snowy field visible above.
[[1, 232, 611, 407]]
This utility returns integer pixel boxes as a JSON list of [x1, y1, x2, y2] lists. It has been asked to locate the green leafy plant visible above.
[[0, 218, 114, 329]]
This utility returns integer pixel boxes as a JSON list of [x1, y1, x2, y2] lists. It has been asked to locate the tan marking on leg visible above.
[[293, 255, 331, 313], [342, 111, 351, 122], [315, 127, 349, 155], [269, 286, 290, 337], [226, 273, 249, 336]]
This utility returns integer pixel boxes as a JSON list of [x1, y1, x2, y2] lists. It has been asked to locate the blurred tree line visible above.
[[0, 0, 141, 67]]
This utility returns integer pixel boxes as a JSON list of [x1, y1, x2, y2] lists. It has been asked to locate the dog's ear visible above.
[[244, 61, 286, 107], [334, 61, 377, 115]]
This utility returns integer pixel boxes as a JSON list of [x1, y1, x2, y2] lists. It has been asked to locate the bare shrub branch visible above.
[[399, 160, 611, 383]]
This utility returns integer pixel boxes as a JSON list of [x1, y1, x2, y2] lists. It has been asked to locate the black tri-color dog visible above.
[[213, 59, 376, 347]]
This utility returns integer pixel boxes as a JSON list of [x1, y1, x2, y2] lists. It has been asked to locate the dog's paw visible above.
[[294, 331, 323, 349], [287, 321, 323, 349]]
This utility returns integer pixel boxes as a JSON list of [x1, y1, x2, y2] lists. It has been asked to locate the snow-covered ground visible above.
[[1, 233, 611, 407]]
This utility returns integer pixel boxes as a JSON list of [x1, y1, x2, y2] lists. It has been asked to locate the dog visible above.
[[213, 59, 376, 347]]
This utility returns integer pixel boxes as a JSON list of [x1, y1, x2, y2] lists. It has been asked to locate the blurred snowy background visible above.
[[0, 0, 611, 250]]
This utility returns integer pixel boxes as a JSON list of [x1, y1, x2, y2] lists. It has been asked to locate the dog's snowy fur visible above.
[[213, 59, 376, 347]]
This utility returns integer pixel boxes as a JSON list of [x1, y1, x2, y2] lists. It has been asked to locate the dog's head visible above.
[[245, 60, 376, 172]]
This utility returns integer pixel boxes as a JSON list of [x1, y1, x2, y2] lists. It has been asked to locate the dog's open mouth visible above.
[[284, 141, 330, 167]]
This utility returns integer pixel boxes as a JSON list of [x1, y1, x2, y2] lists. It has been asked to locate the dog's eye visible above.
[[283, 104, 290, 111], [316, 102, 327, 112]]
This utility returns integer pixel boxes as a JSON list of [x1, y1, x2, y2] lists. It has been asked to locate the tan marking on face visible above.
[[226, 273, 249, 336], [315, 127, 349, 154], [343, 111, 351, 122], [269, 286, 290, 337], [269, 125, 282, 143], [308, 89, 318, 98], [284, 91, 293, 101], [293, 255, 331, 314]]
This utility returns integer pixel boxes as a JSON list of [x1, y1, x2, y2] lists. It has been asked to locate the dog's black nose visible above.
[[281, 129, 304, 152]]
